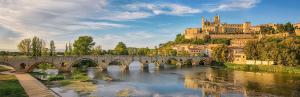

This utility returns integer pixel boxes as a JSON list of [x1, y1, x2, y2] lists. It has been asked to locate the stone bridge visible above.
[[0, 56, 210, 72]]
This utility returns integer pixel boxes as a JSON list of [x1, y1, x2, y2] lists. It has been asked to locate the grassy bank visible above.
[[0, 74, 28, 97], [0, 66, 11, 72], [225, 63, 300, 73]]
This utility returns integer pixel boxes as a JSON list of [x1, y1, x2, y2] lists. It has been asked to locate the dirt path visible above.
[[14, 73, 58, 97]]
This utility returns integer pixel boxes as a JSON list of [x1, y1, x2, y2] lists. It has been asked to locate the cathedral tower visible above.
[[214, 15, 220, 26], [202, 16, 205, 29]]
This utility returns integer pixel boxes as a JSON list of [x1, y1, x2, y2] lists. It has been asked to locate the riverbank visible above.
[[0, 65, 11, 72], [224, 63, 300, 73], [0, 66, 28, 97]]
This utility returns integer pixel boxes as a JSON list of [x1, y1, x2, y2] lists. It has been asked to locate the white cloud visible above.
[[98, 11, 153, 21], [0, 0, 261, 50], [0, 0, 118, 37], [126, 3, 201, 16], [209, 0, 260, 12]]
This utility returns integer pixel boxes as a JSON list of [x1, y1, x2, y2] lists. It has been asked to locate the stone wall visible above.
[[209, 34, 255, 39], [296, 29, 300, 36], [246, 60, 274, 65]]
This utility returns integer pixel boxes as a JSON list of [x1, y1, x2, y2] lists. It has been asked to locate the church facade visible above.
[[184, 15, 256, 39], [201, 15, 252, 34]]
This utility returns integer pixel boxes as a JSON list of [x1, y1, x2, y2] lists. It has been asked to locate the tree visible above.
[[154, 46, 158, 56], [276, 24, 285, 33], [175, 34, 185, 43], [64, 43, 69, 56], [73, 36, 95, 55], [169, 50, 177, 56], [31, 36, 44, 57], [211, 45, 229, 62], [17, 38, 31, 56], [92, 45, 102, 55], [114, 42, 128, 55], [68, 42, 73, 55], [260, 26, 275, 34], [244, 41, 260, 63], [127, 47, 138, 56], [244, 37, 300, 66], [41, 47, 49, 56], [284, 22, 295, 34], [49, 40, 56, 56]]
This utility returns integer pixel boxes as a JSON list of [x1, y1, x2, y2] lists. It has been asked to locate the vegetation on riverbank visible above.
[[0, 65, 11, 72], [225, 63, 300, 73], [244, 36, 300, 66], [0, 74, 28, 97]]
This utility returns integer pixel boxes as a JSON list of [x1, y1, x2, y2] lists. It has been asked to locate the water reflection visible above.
[[49, 62, 300, 97], [184, 68, 300, 97]]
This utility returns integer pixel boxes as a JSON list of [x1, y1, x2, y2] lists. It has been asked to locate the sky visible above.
[[0, 0, 300, 51]]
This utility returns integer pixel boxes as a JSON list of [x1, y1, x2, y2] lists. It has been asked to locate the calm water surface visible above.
[[49, 62, 300, 97]]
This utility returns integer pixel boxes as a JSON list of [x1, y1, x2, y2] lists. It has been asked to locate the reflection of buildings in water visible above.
[[233, 71, 275, 86], [184, 68, 248, 97], [233, 71, 275, 96]]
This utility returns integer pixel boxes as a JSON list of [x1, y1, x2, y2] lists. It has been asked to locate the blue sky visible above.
[[0, 0, 300, 50]]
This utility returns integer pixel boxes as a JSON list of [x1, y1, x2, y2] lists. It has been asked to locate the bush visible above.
[[59, 80, 72, 86], [71, 73, 89, 81], [48, 75, 64, 81], [224, 63, 300, 73]]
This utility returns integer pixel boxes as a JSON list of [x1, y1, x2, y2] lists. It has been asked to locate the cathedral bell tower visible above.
[[202, 16, 205, 29], [214, 15, 220, 26]]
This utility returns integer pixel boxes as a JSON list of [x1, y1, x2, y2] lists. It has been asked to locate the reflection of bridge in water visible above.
[[0, 56, 210, 72]]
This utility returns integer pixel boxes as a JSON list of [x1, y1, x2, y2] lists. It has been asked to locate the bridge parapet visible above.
[[0, 55, 207, 72]]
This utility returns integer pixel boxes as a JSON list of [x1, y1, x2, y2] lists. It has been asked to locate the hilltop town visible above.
[[166, 15, 300, 65]]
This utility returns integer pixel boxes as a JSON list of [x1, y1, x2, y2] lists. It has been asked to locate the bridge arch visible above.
[[166, 58, 179, 65], [70, 58, 98, 68], [26, 61, 58, 72]]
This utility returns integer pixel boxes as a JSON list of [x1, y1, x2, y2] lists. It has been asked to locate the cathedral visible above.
[[184, 15, 257, 39], [201, 15, 251, 34]]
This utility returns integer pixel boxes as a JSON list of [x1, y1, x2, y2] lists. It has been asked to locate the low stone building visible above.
[[204, 44, 223, 57], [229, 48, 274, 65], [230, 48, 247, 64], [230, 39, 256, 47], [184, 28, 206, 39], [171, 44, 223, 57], [294, 23, 300, 36], [172, 44, 206, 56]]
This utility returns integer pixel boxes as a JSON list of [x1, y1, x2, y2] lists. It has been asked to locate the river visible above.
[[45, 61, 300, 97]]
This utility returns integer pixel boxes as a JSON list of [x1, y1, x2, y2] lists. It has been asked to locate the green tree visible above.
[[260, 26, 275, 34], [68, 42, 73, 55], [284, 22, 295, 34], [73, 36, 95, 55], [276, 24, 285, 33], [17, 38, 31, 56], [127, 47, 138, 56], [114, 42, 128, 55], [64, 43, 69, 56], [175, 34, 185, 43], [244, 41, 260, 63], [169, 50, 177, 56], [49, 40, 56, 56], [31, 36, 44, 57], [211, 45, 229, 62], [92, 45, 102, 55], [41, 47, 49, 56], [154, 46, 158, 56]]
